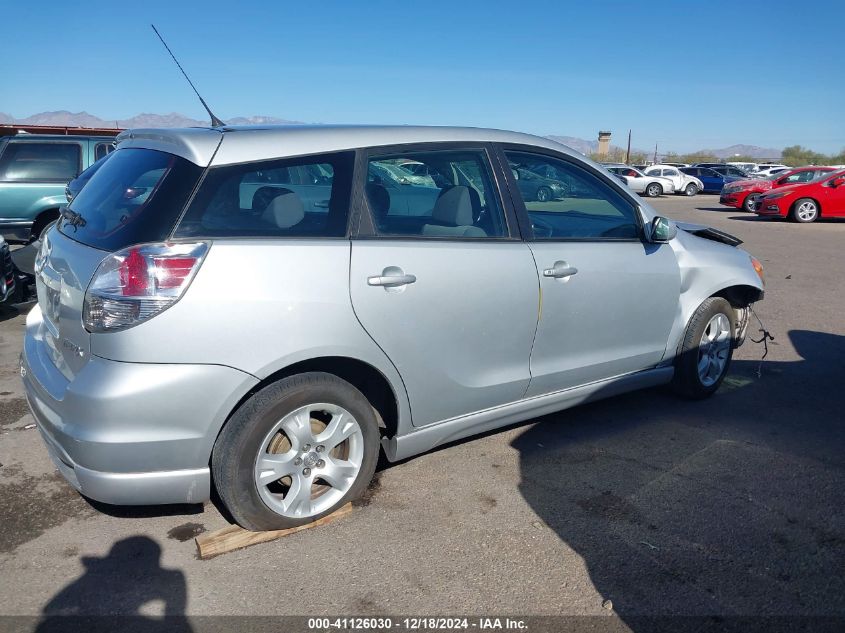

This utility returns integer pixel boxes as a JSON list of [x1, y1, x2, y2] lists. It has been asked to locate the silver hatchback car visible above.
[[21, 125, 764, 530]]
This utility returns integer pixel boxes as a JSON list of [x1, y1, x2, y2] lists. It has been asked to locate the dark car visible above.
[[511, 164, 568, 201], [680, 167, 742, 194], [709, 165, 752, 179]]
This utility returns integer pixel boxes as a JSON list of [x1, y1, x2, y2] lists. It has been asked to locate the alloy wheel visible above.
[[254, 403, 364, 519], [796, 201, 818, 222], [697, 313, 731, 387]]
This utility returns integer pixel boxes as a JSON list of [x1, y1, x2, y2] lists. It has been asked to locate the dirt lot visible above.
[[1, 195, 844, 629]]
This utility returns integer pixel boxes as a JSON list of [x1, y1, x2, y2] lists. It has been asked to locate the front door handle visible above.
[[543, 261, 578, 279], [367, 266, 417, 288]]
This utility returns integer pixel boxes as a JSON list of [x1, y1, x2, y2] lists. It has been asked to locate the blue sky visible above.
[[2, 0, 843, 153]]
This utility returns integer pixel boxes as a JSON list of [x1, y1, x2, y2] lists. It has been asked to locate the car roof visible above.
[[115, 124, 587, 167], [2, 134, 115, 142]]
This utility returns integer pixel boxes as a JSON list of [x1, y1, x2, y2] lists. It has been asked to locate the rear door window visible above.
[[364, 148, 508, 238], [60, 148, 203, 251], [175, 151, 354, 238], [0, 142, 81, 182]]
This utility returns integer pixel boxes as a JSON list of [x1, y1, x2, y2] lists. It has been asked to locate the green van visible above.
[[0, 132, 116, 242]]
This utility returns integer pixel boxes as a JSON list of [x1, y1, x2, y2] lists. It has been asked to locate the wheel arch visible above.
[[791, 196, 822, 217], [221, 355, 404, 444], [712, 284, 764, 308]]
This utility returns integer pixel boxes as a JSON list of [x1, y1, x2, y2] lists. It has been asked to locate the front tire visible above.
[[743, 194, 760, 212], [672, 297, 736, 399], [790, 198, 819, 223], [212, 372, 380, 531], [536, 186, 552, 202], [646, 183, 663, 197], [684, 183, 698, 197]]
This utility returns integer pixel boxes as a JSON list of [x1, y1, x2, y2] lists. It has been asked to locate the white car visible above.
[[755, 164, 789, 178], [604, 164, 675, 197], [645, 165, 705, 196]]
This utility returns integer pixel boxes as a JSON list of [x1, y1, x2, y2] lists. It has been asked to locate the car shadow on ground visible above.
[[693, 206, 735, 213], [35, 536, 192, 633], [511, 330, 845, 630]]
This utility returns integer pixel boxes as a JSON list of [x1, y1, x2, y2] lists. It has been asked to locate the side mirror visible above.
[[831, 177, 845, 188], [650, 216, 677, 243]]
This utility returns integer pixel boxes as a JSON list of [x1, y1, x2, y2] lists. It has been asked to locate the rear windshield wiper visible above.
[[61, 208, 87, 231]]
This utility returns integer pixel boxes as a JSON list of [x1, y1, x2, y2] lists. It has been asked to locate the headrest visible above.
[[252, 186, 289, 211], [262, 191, 305, 229], [431, 186, 477, 226]]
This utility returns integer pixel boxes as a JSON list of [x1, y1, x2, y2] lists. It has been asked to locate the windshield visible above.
[[60, 148, 203, 251]]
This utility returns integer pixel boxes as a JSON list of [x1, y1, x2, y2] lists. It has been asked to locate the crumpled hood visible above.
[[675, 221, 743, 247]]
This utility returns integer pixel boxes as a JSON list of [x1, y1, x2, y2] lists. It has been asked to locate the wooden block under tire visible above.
[[195, 503, 353, 559]]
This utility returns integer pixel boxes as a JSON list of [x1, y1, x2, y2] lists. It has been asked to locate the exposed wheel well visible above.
[[229, 357, 400, 438], [712, 284, 763, 308]]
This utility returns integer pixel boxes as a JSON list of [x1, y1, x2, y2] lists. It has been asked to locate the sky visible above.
[[2, 0, 843, 154]]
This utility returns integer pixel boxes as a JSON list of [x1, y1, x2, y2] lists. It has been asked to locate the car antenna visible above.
[[150, 24, 225, 128]]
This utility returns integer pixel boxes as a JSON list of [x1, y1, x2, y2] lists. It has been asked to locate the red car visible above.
[[720, 166, 838, 212], [755, 169, 845, 223]]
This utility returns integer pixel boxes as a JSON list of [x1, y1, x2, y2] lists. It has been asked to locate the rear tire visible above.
[[646, 183, 662, 197], [212, 372, 380, 531], [672, 297, 736, 399], [790, 198, 819, 223]]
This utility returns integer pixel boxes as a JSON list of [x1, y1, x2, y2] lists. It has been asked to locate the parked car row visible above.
[[720, 166, 839, 212], [752, 168, 845, 222]]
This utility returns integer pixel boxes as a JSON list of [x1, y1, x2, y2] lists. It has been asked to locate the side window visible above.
[[175, 151, 354, 238], [665, 169, 679, 177], [0, 142, 81, 181], [94, 142, 115, 161], [365, 148, 507, 238], [505, 151, 640, 240]]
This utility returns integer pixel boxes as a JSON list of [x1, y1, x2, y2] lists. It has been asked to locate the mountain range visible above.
[[0, 110, 299, 129], [1, 111, 782, 159]]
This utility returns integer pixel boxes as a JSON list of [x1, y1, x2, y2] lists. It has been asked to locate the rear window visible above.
[[174, 151, 354, 238], [60, 148, 203, 251], [0, 142, 81, 182]]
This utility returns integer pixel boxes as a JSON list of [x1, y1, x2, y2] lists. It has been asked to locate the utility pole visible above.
[[653, 142, 658, 165], [625, 129, 632, 165]]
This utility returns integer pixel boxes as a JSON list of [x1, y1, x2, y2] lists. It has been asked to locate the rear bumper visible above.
[[21, 306, 259, 505], [0, 219, 33, 243]]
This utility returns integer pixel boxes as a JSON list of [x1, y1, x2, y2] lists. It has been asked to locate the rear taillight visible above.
[[83, 241, 209, 333]]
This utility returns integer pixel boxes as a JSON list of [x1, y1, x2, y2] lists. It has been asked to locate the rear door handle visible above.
[[367, 273, 417, 287], [543, 261, 578, 278]]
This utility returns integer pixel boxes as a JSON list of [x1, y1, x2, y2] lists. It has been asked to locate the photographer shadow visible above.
[[36, 536, 192, 633]]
